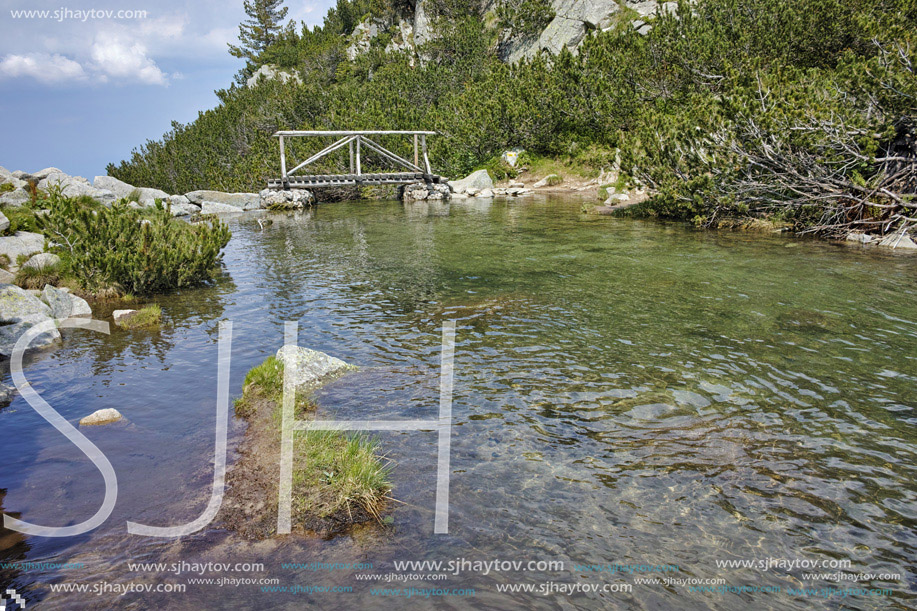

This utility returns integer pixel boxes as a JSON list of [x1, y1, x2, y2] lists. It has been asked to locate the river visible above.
[[1, 194, 915, 609]]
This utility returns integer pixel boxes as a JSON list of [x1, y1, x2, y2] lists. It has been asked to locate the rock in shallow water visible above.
[[79, 408, 122, 426], [276, 345, 355, 389]]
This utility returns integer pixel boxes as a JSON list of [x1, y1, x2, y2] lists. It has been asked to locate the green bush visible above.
[[35, 188, 231, 295]]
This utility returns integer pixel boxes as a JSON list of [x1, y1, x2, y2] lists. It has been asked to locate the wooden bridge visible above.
[[268, 130, 443, 190]]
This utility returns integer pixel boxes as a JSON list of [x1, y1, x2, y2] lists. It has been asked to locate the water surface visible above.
[[1, 195, 915, 609]]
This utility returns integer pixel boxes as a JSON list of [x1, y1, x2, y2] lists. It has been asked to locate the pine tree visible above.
[[228, 0, 290, 67]]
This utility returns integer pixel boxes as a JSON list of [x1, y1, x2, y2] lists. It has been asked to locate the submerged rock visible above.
[[0, 318, 61, 357], [276, 345, 355, 389], [79, 408, 122, 426], [0, 382, 15, 405]]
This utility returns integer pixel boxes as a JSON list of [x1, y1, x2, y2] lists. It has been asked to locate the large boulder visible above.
[[276, 345, 356, 389], [201, 201, 246, 215], [0, 211, 8, 233], [448, 170, 494, 194], [186, 190, 260, 210], [39, 172, 116, 206], [0, 232, 45, 265], [93, 176, 168, 206], [0, 188, 31, 207], [31, 167, 63, 181], [259, 188, 314, 209], [878, 231, 917, 250], [503, 0, 668, 62], [0, 284, 52, 323], [41, 285, 91, 319]]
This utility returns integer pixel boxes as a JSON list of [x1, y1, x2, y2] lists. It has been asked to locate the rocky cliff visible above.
[[341, 0, 669, 64]]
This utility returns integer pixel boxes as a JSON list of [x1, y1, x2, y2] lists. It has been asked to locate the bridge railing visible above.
[[272, 130, 438, 184]]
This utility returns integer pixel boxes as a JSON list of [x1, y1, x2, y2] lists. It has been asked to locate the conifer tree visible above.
[[228, 0, 290, 67]]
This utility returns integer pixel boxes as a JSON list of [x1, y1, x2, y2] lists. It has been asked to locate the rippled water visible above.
[[1, 195, 915, 610]]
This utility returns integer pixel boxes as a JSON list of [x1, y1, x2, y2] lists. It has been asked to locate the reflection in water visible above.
[[0, 194, 915, 609]]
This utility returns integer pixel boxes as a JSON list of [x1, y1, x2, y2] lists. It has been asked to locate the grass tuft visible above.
[[234, 356, 391, 525], [118, 304, 162, 329]]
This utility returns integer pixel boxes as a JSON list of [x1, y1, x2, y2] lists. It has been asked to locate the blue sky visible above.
[[0, 0, 333, 179]]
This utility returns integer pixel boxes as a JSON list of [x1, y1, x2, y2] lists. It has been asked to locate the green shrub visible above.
[[35, 188, 231, 295], [116, 304, 162, 329], [15, 262, 64, 289]]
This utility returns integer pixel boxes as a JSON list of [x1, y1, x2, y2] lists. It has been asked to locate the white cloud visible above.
[[90, 37, 167, 85], [0, 52, 87, 84]]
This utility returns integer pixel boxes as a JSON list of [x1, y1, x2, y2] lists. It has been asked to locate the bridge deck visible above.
[[268, 172, 442, 189]]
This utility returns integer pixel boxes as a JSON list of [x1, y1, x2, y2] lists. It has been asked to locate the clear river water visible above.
[[0, 194, 915, 610]]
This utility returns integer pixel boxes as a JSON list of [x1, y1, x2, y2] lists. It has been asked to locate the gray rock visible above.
[[878, 231, 917, 250], [39, 172, 116, 205], [0, 284, 52, 323], [260, 189, 314, 209], [22, 252, 60, 270], [41, 284, 90, 318], [79, 408, 122, 426], [68, 293, 92, 318], [186, 190, 260, 209], [245, 63, 302, 88], [402, 182, 451, 201], [0, 211, 8, 233], [0, 166, 9, 179], [0, 188, 31, 207], [449, 170, 494, 194], [112, 309, 137, 325], [170, 203, 201, 217], [0, 382, 15, 404], [201, 201, 246, 215], [477, 188, 495, 198], [346, 19, 382, 60], [11, 170, 28, 180], [846, 232, 875, 244], [0, 232, 44, 266], [31, 167, 63, 181], [533, 174, 561, 188], [276, 345, 356, 390], [93, 176, 167, 206], [0, 318, 61, 357], [0, 269, 14, 284], [413, 0, 434, 47]]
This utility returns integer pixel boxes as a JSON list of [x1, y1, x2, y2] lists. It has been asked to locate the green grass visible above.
[[293, 430, 391, 521], [14, 262, 63, 289], [0, 183, 14, 194], [235, 356, 392, 523], [117, 304, 162, 329]]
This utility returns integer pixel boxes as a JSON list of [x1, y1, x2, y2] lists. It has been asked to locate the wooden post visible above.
[[355, 135, 362, 176], [349, 140, 355, 174], [421, 134, 431, 175], [414, 134, 419, 169], [279, 136, 287, 181]]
